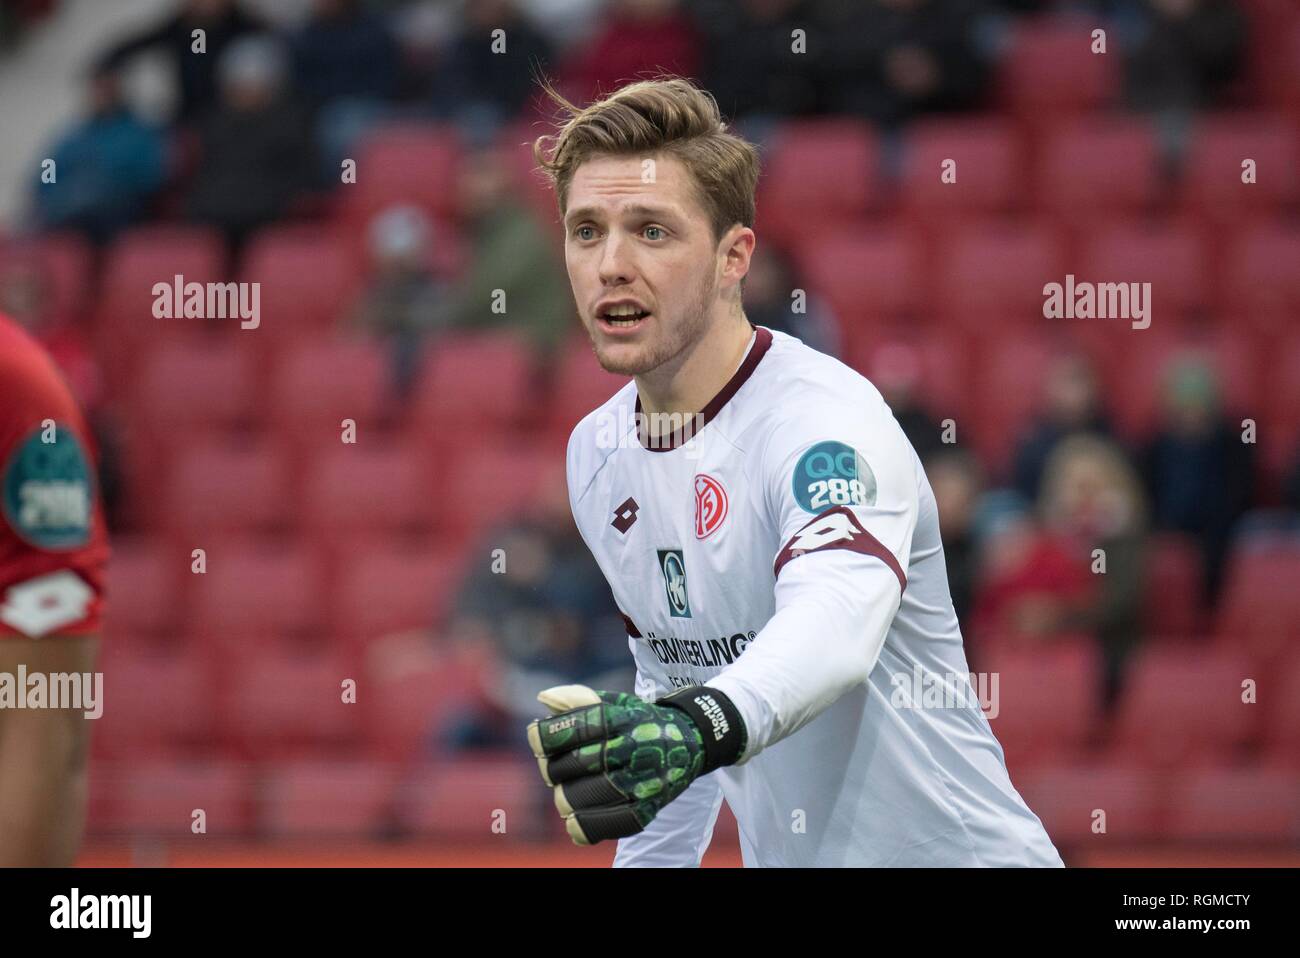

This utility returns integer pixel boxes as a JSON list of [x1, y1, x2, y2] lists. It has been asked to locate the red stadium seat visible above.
[[299, 442, 437, 541], [1215, 536, 1300, 661], [238, 226, 363, 337], [411, 331, 537, 443], [217, 646, 360, 759], [1036, 118, 1163, 220], [934, 222, 1068, 326], [328, 541, 466, 640], [130, 339, 260, 435], [848, 330, 972, 425], [94, 226, 226, 353], [361, 645, 495, 759], [338, 124, 465, 228], [965, 331, 1063, 467], [1107, 647, 1259, 767], [1076, 221, 1209, 323], [392, 756, 543, 838], [440, 441, 553, 544], [268, 338, 393, 442], [101, 537, 185, 640], [1163, 765, 1300, 843], [982, 639, 1102, 769], [899, 118, 1024, 218], [1261, 651, 1300, 767], [1220, 221, 1300, 315], [186, 541, 327, 641], [91, 648, 217, 759], [88, 759, 253, 837], [158, 440, 294, 537], [756, 119, 879, 244], [259, 760, 400, 836], [0, 231, 94, 320], [795, 228, 926, 339], [1142, 534, 1205, 639], [997, 21, 1120, 118], [1015, 763, 1165, 845], [547, 335, 630, 436], [1268, 334, 1300, 439], [1179, 116, 1300, 223]]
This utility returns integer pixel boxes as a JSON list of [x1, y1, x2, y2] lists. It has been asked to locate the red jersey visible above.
[[0, 312, 109, 638]]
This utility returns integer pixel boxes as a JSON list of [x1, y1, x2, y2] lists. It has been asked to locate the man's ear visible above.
[[720, 224, 756, 291]]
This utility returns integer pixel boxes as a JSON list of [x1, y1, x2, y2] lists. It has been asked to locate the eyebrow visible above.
[[564, 203, 681, 227]]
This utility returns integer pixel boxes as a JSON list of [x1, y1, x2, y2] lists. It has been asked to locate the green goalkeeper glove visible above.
[[526, 684, 748, 845]]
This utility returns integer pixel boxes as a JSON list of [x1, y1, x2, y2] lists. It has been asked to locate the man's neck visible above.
[[636, 313, 754, 424]]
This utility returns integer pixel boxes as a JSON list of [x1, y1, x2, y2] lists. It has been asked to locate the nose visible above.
[[598, 231, 635, 287]]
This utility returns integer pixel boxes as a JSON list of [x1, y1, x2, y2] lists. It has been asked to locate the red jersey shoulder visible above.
[[0, 314, 109, 638]]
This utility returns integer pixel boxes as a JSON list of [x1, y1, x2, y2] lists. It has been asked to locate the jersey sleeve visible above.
[[708, 391, 919, 762], [0, 339, 109, 640]]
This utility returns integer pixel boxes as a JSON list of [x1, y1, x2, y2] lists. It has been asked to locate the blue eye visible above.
[[644, 226, 664, 240]]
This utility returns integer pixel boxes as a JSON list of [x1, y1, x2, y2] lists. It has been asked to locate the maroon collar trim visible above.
[[634, 324, 773, 452]]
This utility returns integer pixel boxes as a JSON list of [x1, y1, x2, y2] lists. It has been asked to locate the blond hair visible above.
[[532, 76, 760, 245]]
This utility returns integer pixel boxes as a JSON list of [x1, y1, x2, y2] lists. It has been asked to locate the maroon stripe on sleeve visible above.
[[620, 612, 642, 638], [773, 505, 906, 593]]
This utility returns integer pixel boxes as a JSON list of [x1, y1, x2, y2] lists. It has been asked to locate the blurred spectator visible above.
[[440, 464, 633, 750], [347, 204, 454, 397], [1012, 354, 1114, 503], [928, 449, 984, 645], [184, 34, 317, 256], [816, 0, 990, 128], [446, 147, 571, 360], [100, 0, 270, 127], [30, 58, 166, 244], [1140, 355, 1253, 603], [969, 508, 1093, 648], [431, 0, 555, 138], [290, 0, 399, 106], [698, 0, 824, 120], [557, 0, 703, 103], [743, 243, 842, 358], [1040, 435, 1148, 713], [869, 342, 944, 463], [1123, 0, 1246, 115], [0, 254, 124, 529]]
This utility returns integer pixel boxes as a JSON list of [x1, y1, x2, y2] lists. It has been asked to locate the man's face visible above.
[[563, 153, 726, 376]]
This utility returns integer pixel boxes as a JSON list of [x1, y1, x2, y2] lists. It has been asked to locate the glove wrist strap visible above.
[[656, 685, 747, 773]]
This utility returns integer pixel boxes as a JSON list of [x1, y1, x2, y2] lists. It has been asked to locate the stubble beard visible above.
[[588, 266, 717, 377]]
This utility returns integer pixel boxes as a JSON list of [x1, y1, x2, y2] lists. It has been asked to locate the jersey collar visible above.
[[634, 323, 774, 452]]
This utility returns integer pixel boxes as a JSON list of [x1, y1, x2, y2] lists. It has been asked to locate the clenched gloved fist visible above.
[[525, 684, 747, 845]]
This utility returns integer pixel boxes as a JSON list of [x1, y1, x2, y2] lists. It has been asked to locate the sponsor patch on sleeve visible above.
[[1, 424, 94, 550], [791, 439, 877, 513]]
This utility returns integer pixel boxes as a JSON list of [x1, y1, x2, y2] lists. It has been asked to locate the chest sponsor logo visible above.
[[611, 496, 639, 534], [657, 549, 691, 618], [792, 440, 876, 513], [644, 629, 756, 668], [694, 473, 728, 539]]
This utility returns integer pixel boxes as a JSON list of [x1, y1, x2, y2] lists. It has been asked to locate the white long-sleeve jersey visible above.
[[565, 324, 1064, 867]]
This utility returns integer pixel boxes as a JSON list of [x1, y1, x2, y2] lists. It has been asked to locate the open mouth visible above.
[[598, 306, 651, 330]]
